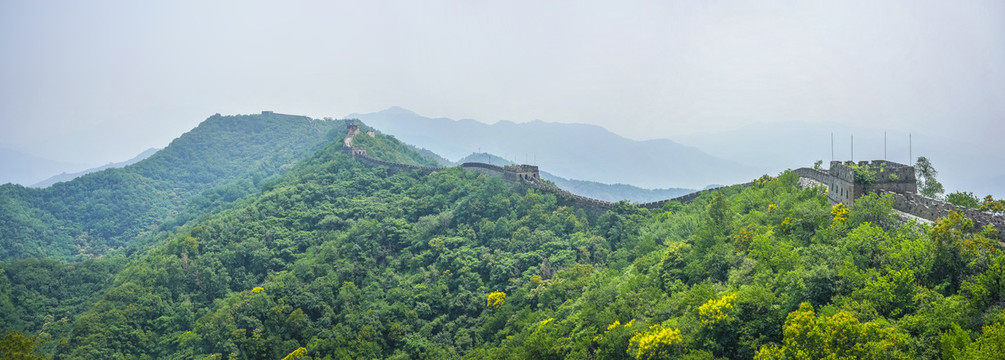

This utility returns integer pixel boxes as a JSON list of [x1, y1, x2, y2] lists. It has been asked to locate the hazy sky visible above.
[[1, 1, 1003, 168]]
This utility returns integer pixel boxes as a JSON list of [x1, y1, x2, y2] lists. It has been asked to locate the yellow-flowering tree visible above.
[[486, 291, 506, 310], [593, 319, 635, 360], [830, 202, 849, 227], [697, 292, 740, 357], [699, 292, 737, 326], [979, 195, 1005, 214], [755, 302, 910, 360], [629, 324, 683, 360], [281, 347, 307, 360], [520, 316, 570, 359]]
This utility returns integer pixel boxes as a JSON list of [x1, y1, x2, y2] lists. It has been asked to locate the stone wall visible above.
[[342, 120, 999, 233], [794, 167, 835, 199], [458, 162, 611, 216], [460, 163, 543, 183], [524, 179, 613, 218], [883, 190, 1005, 236], [459, 162, 509, 177], [347, 149, 447, 174], [637, 182, 754, 209], [343, 121, 446, 174]]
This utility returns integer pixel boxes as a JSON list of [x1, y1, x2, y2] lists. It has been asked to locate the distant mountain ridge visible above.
[[348, 107, 760, 189], [0, 148, 84, 186], [31, 148, 160, 188]]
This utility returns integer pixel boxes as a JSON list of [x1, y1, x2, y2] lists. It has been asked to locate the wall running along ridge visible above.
[[342, 120, 1003, 235], [340, 120, 749, 217]]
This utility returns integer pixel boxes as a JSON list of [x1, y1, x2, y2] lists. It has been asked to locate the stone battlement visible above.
[[460, 163, 541, 184], [881, 190, 1005, 231], [637, 182, 755, 209]]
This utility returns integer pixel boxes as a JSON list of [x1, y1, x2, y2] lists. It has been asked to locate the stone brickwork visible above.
[[637, 182, 754, 209], [505, 164, 541, 182], [460, 163, 543, 183], [883, 190, 1005, 232]]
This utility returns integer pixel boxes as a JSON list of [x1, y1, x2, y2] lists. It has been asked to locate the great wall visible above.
[[342, 120, 1005, 235]]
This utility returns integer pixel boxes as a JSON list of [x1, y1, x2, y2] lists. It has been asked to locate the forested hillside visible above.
[[2, 121, 1003, 359], [0, 113, 339, 261]]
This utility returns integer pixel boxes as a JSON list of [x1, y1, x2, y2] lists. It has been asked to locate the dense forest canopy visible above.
[[1, 117, 1003, 359]]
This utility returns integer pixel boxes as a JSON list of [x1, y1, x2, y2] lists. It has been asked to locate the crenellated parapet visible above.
[[637, 182, 755, 209], [800, 161, 918, 206], [883, 190, 1005, 234]]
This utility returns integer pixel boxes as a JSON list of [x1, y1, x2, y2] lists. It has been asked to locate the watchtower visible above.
[[503, 164, 540, 182], [825, 160, 916, 205], [344, 120, 361, 148], [349, 146, 367, 157]]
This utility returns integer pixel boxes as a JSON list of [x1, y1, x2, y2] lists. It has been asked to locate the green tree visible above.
[[946, 191, 980, 208], [593, 319, 636, 360], [657, 242, 691, 290], [848, 193, 896, 229], [0, 331, 49, 360], [915, 156, 944, 198], [941, 315, 1005, 360], [927, 210, 997, 291]]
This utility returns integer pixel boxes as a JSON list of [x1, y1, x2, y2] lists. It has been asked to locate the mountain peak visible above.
[[350, 109, 757, 188], [381, 106, 419, 116]]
